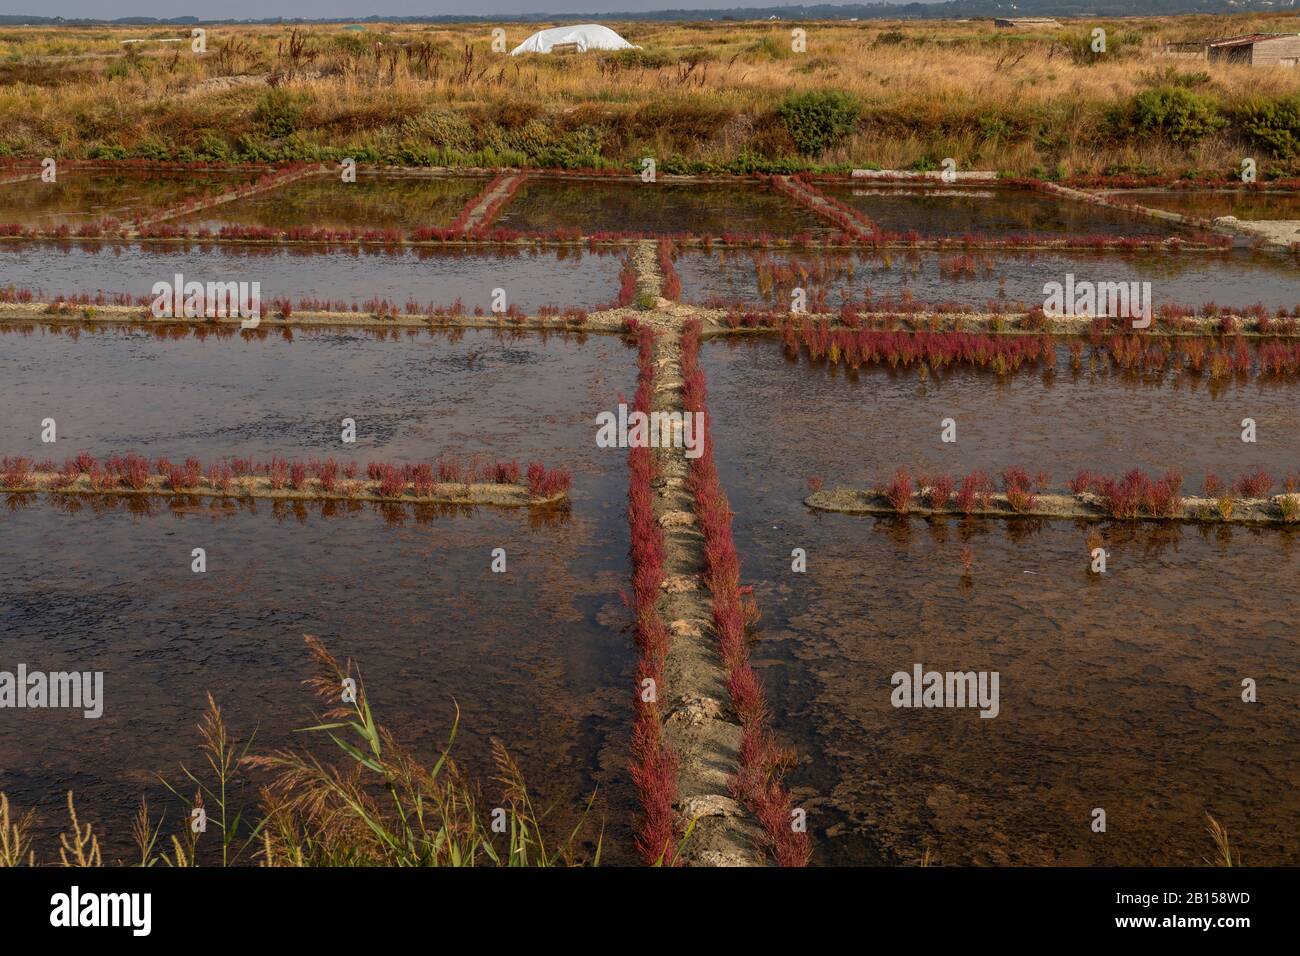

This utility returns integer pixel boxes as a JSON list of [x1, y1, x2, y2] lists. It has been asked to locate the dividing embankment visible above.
[[0, 456, 571, 508], [809, 485, 1300, 526], [624, 247, 807, 866]]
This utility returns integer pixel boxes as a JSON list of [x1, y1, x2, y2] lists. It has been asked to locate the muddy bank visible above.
[[6, 470, 564, 509], [0, 300, 634, 333], [622, 243, 806, 865], [4, 472, 564, 507], [679, 318, 810, 865], [1224, 219, 1300, 248], [649, 328, 766, 866], [628, 258, 766, 865], [10, 299, 1300, 342], [693, 309, 1300, 339], [807, 487, 1300, 526]]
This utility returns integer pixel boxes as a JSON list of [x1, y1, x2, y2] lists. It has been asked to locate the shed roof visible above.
[[1208, 33, 1298, 49]]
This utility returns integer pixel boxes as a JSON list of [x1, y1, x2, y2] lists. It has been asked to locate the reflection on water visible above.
[[0, 503, 635, 864], [679, 248, 1300, 313], [0, 242, 622, 312], [1101, 189, 1300, 223], [174, 173, 488, 233], [703, 337, 1300, 485], [0, 330, 638, 864], [0, 170, 261, 228], [493, 179, 841, 238], [822, 182, 1176, 238], [702, 337, 1300, 865], [11, 490, 575, 529], [0, 325, 633, 469]]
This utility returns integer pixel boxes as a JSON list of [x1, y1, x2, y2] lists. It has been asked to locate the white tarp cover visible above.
[[509, 24, 638, 55]]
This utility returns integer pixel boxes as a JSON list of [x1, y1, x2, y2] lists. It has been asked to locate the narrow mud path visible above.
[[1036, 180, 1284, 250], [138, 164, 328, 229], [0, 300, 637, 333], [5, 472, 564, 508], [460, 172, 526, 233], [809, 486, 1300, 526], [775, 174, 877, 238], [6, 298, 1299, 340], [631, 241, 766, 865]]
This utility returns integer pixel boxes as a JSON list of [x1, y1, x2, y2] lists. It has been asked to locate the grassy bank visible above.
[[2, 16, 1300, 180]]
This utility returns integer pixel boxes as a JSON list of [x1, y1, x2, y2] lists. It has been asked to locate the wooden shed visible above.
[[1158, 41, 1210, 61], [1206, 34, 1300, 68]]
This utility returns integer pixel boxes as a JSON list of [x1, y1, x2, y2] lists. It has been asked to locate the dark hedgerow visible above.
[[778, 89, 860, 158]]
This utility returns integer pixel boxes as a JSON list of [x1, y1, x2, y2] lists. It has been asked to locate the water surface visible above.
[[701, 337, 1300, 865], [493, 178, 841, 238], [0, 170, 261, 228], [0, 330, 639, 864], [702, 336, 1300, 488], [0, 243, 622, 312], [820, 182, 1178, 238], [678, 248, 1300, 313], [174, 173, 487, 233], [1101, 189, 1300, 222]]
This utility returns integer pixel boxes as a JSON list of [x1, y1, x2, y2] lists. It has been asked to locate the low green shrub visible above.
[[1234, 94, 1300, 159], [778, 89, 860, 158], [196, 131, 230, 162], [133, 139, 171, 161], [1116, 86, 1226, 144], [87, 142, 128, 160], [252, 88, 309, 139]]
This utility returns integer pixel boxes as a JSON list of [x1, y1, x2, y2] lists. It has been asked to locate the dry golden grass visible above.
[[1, 16, 1299, 176], [0, 792, 35, 867]]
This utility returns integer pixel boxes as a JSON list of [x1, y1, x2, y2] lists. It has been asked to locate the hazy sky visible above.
[[2, 0, 903, 17]]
